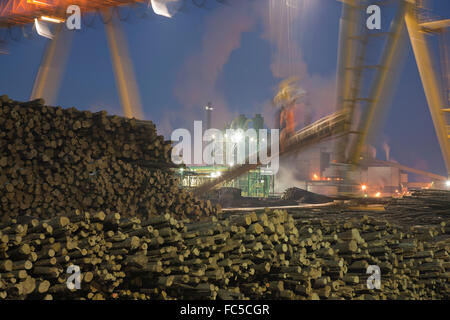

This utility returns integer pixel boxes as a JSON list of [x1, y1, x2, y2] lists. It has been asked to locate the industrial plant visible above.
[[0, 0, 448, 303]]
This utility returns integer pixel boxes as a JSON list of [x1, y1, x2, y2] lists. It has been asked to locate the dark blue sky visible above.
[[0, 0, 449, 177]]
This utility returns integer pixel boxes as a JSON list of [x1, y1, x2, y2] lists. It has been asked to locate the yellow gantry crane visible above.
[[335, 0, 450, 182], [195, 0, 450, 196], [29, 6, 145, 119], [0, 0, 172, 119], [407, 0, 450, 179]]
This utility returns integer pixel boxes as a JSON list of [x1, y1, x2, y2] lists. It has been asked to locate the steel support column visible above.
[[104, 10, 143, 119], [334, 0, 361, 164], [30, 23, 72, 104], [405, 2, 450, 177], [348, 1, 407, 165]]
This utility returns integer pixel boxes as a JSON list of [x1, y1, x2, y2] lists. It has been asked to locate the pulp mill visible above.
[[0, 0, 449, 302]]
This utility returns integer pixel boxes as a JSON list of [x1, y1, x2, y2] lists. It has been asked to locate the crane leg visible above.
[[104, 10, 143, 119], [405, 4, 450, 178], [334, 0, 361, 164], [30, 23, 72, 104], [348, 2, 407, 165]]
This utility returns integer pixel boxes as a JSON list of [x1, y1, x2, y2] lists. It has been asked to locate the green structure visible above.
[[178, 165, 274, 198], [178, 113, 275, 197]]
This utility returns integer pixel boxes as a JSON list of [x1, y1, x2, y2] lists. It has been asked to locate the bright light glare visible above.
[[41, 16, 64, 23], [34, 19, 53, 39], [232, 132, 243, 143], [150, 0, 183, 18], [446, 180, 450, 187], [361, 185, 367, 191], [210, 171, 222, 178], [28, 0, 52, 7]]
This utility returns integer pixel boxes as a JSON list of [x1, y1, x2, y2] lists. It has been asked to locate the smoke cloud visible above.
[[174, 0, 334, 133], [261, 0, 337, 125], [173, 0, 256, 127]]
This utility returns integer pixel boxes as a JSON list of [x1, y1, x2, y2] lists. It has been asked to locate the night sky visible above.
[[0, 0, 449, 177]]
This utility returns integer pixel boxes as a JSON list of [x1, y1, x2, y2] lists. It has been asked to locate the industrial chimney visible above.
[[205, 102, 213, 131]]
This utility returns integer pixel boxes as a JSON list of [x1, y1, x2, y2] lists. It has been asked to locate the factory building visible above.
[[178, 108, 276, 197]]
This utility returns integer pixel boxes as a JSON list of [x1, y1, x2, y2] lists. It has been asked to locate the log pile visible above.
[[1, 207, 448, 300], [0, 95, 218, 221], [289, 210, 449, 299], [0, 95, 447, 300], [384, 189, 450, 226], [283, 189, 450, 229]]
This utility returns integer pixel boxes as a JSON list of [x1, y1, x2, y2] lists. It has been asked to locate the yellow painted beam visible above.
[[30, 24, 72, 104], [104, 10, 143, 119], [349, 2, 407, 165], [419, 19, 450, 31], [405, 4, 450, 177]]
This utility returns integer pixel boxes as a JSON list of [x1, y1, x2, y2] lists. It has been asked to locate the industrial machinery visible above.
[[0, 0, 213, 118], [0, 0, 152, 119], [194, 0, 450, 196], [193, 110, 347, 196], [273, 77, 307, 150], [1, 0, 448, 196], [181, 113, 275, 198], [334, 0, 450, 182]]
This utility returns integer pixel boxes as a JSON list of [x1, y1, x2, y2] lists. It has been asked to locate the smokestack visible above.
[[383, 141, 390, 162], [205, 102, 213, 131]]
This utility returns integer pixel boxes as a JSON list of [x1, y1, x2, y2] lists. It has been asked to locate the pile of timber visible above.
[[0, 95, 218, 221], [1, 207, 448, 300], [289, 211, 449, 299], [384, 189, 450, 226], [283, 189, 450, 229]]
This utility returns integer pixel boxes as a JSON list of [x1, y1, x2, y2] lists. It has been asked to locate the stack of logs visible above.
[[1, 207, 448, 299], [0, 95, 218, 222], [384, 189, 450, 226]]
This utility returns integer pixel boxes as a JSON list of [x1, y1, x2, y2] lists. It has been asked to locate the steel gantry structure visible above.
[[334, 0, 450, 181], [1, 0, 449, 194], [0, 0, 158, 119], [195, 0, 450, 195], [0, 0, 146, 27], [0, 0, 224, 118]]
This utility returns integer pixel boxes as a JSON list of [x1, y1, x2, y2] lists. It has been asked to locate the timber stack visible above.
[[0, 208, 448, 300], [384, 189, 450, 226], [0, 95, 218, 222], [0, 95, 448, 300]]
